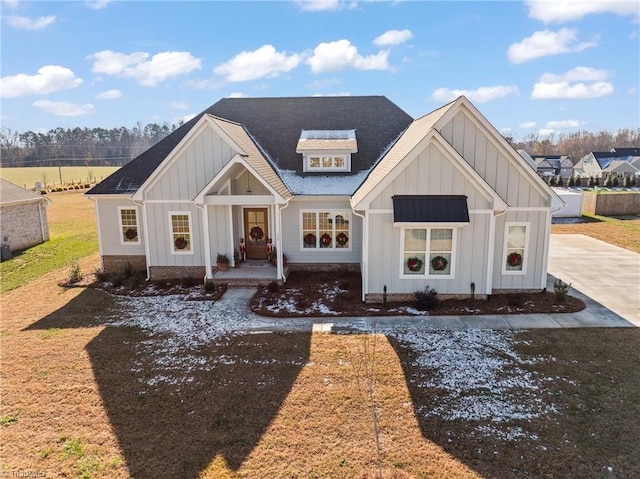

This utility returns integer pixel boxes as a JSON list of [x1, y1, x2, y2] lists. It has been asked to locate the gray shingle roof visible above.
[[88, 96, 413, 195], [0, 178, 48, 205]]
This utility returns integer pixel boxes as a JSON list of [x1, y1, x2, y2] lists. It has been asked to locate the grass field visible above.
[[0, 190, 98, 294], [1, 193, 639, 478], [0, 166, 119, 189]]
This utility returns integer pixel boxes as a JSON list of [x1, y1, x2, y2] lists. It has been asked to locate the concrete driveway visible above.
[[548, 234, 640, 326]]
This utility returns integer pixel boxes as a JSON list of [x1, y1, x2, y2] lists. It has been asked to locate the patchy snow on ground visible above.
[[100, 291, 567, 440], [390, 328, 562, 440]]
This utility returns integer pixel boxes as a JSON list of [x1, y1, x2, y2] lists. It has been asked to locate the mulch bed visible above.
[[250, 271, 585, 317]]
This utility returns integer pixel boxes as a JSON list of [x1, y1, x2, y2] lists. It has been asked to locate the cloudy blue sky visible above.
[[1, 0, 638, 140]]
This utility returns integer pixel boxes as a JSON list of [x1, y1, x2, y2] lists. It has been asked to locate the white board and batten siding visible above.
[[145, 126, 236, 202], [439, 110, 550, 209], [365, 142, 494, 295], [281, 197, 362, 264], [95, 198, 146, 256]]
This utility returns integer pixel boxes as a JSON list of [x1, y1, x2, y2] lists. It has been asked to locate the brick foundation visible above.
[[149, 266, 206, 281], [365, 292, 488, 303], [287, 263, 361, 273], [102, 255, 147, 275]]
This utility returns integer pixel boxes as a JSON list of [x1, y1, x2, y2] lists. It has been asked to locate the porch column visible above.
[[228, 205, 235, 267], [275, 203, 282, 280], [202, 205, 213, 279]]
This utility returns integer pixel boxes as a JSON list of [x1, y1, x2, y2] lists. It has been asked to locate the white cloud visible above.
[[306, 39, 389, 73], [531, 66, 614, 99], [32, 100, 94, 116], [538, 128, 555, 138], [96, 89, 122, 99], [526, 0, 639, 23], [169, 100, 189, 109], [88, 50, 201, 86], [214, 45, 301, 82], [312, 92, 352, 97], [85, 0, 110, 9], [539, 66, 609, 82], [6, 15, 56, 30], [545, 120, 582, 128], [508, 28, 597, 64], [373, 29, 414, 46], [295, 0, 356, 11], [0, 65, 83, 97], [227, 92, 249, 98], [520, 121, 537, 129], [431, 85, 519, 103], [176, 113, 197, 124], [3, 0, 20, 9]]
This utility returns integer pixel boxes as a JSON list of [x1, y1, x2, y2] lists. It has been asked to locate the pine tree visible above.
[[604, 174, 613, 188], [548, 175, 556, 186], [556, 175, 564, 186], [566, 175, 575, 187], [574, 175, 582, 187]]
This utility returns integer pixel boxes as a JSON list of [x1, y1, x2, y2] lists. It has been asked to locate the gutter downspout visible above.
[[486, 208, 508, 296], [540, 204, 564, 290], [134, 198, 152, 281], [352, 208, 367, 302], [88, 196, 105, 273]]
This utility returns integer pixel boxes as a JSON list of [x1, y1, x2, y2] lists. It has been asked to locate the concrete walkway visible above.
[[212, 233, 639, 333]]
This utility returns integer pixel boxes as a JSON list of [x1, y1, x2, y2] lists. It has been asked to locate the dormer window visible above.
[[297, 130, 357, 173]]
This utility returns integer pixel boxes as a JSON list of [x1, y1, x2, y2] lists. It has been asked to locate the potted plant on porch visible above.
[[216, 253, 230, 271]]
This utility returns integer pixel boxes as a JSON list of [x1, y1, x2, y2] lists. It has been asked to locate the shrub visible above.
[[94, 268, 110, 282], [110, 272, 126, 288], [414, 286, 439, 311], [181, 276, 198, 288], [556, 175, 563, 187], [554, 278, 571, 303], [204, 280, 216, 293], [566, 175, 575, 187], [574, 176, 582, 187], [67, 261, 83, 285], [267, 280, 279, 292], [130, 269, 144, 289]]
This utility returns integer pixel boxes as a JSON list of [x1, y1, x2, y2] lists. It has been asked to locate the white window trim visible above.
[[302, 153, 351, 173], [399, 226, 457, 279], [118, 206, 141, 246], [169, 211, 194, 255], [502, 222, 529, 275], [299, 210, 352, 251]]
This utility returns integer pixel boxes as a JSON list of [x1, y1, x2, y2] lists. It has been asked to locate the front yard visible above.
[[1, 263, 639, 478]]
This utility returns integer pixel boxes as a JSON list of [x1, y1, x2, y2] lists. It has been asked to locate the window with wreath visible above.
[[402, 227, 454, 276], [301, 211, 350, 249], [119, 207, 140, 245], [170, 212, 192, 254], [504, 223, 528, 273]]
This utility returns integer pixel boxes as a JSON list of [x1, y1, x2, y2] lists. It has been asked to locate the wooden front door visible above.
[[244, 208, 269, 259]]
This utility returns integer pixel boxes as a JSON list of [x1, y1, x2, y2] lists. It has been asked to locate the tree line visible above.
[[0, 122, 180, 168], [1, 123, 638, 168], [506, 128, 640, 162]]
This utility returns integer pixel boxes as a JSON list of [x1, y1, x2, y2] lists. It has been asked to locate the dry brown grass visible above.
[[2, 260, 640, 478], [551, 215, 640, 253]]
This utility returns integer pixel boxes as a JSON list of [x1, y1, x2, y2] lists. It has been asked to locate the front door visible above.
[[244, 208, 269, 259]]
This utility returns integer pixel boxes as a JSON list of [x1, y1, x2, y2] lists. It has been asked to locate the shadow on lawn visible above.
[[26, 289, 312, 478]]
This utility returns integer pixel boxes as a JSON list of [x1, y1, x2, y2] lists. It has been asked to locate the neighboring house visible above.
[[574, 148, 640, 178], [0, 178, 51, 253], [530, 155, 574, 178], [87, 96, 563, 301]]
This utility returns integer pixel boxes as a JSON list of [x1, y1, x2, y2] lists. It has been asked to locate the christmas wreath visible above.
[[431, 255, 448, 271], [336, 232, 349, 246], [507, 252, 523, 267], [407, 257, 423, 272], [304, 233, 316, 246], [320, 233, 332, 247], [250, 226, 264, 241], [124, 228, 137, 240], [174, 237, 188, 250]]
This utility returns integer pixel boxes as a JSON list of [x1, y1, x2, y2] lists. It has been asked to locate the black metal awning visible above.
[[392, 195, 469, 223]]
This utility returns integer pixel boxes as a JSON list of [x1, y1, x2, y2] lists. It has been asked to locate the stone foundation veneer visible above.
[[102, 255, 147, 275]]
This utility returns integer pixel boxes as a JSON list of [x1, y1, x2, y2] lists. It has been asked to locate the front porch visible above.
[[211, 260, 290, 286]]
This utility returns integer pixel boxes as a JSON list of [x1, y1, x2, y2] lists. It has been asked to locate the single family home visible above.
[[0, 178, 51, 255], [86, 96, 563, 301]]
